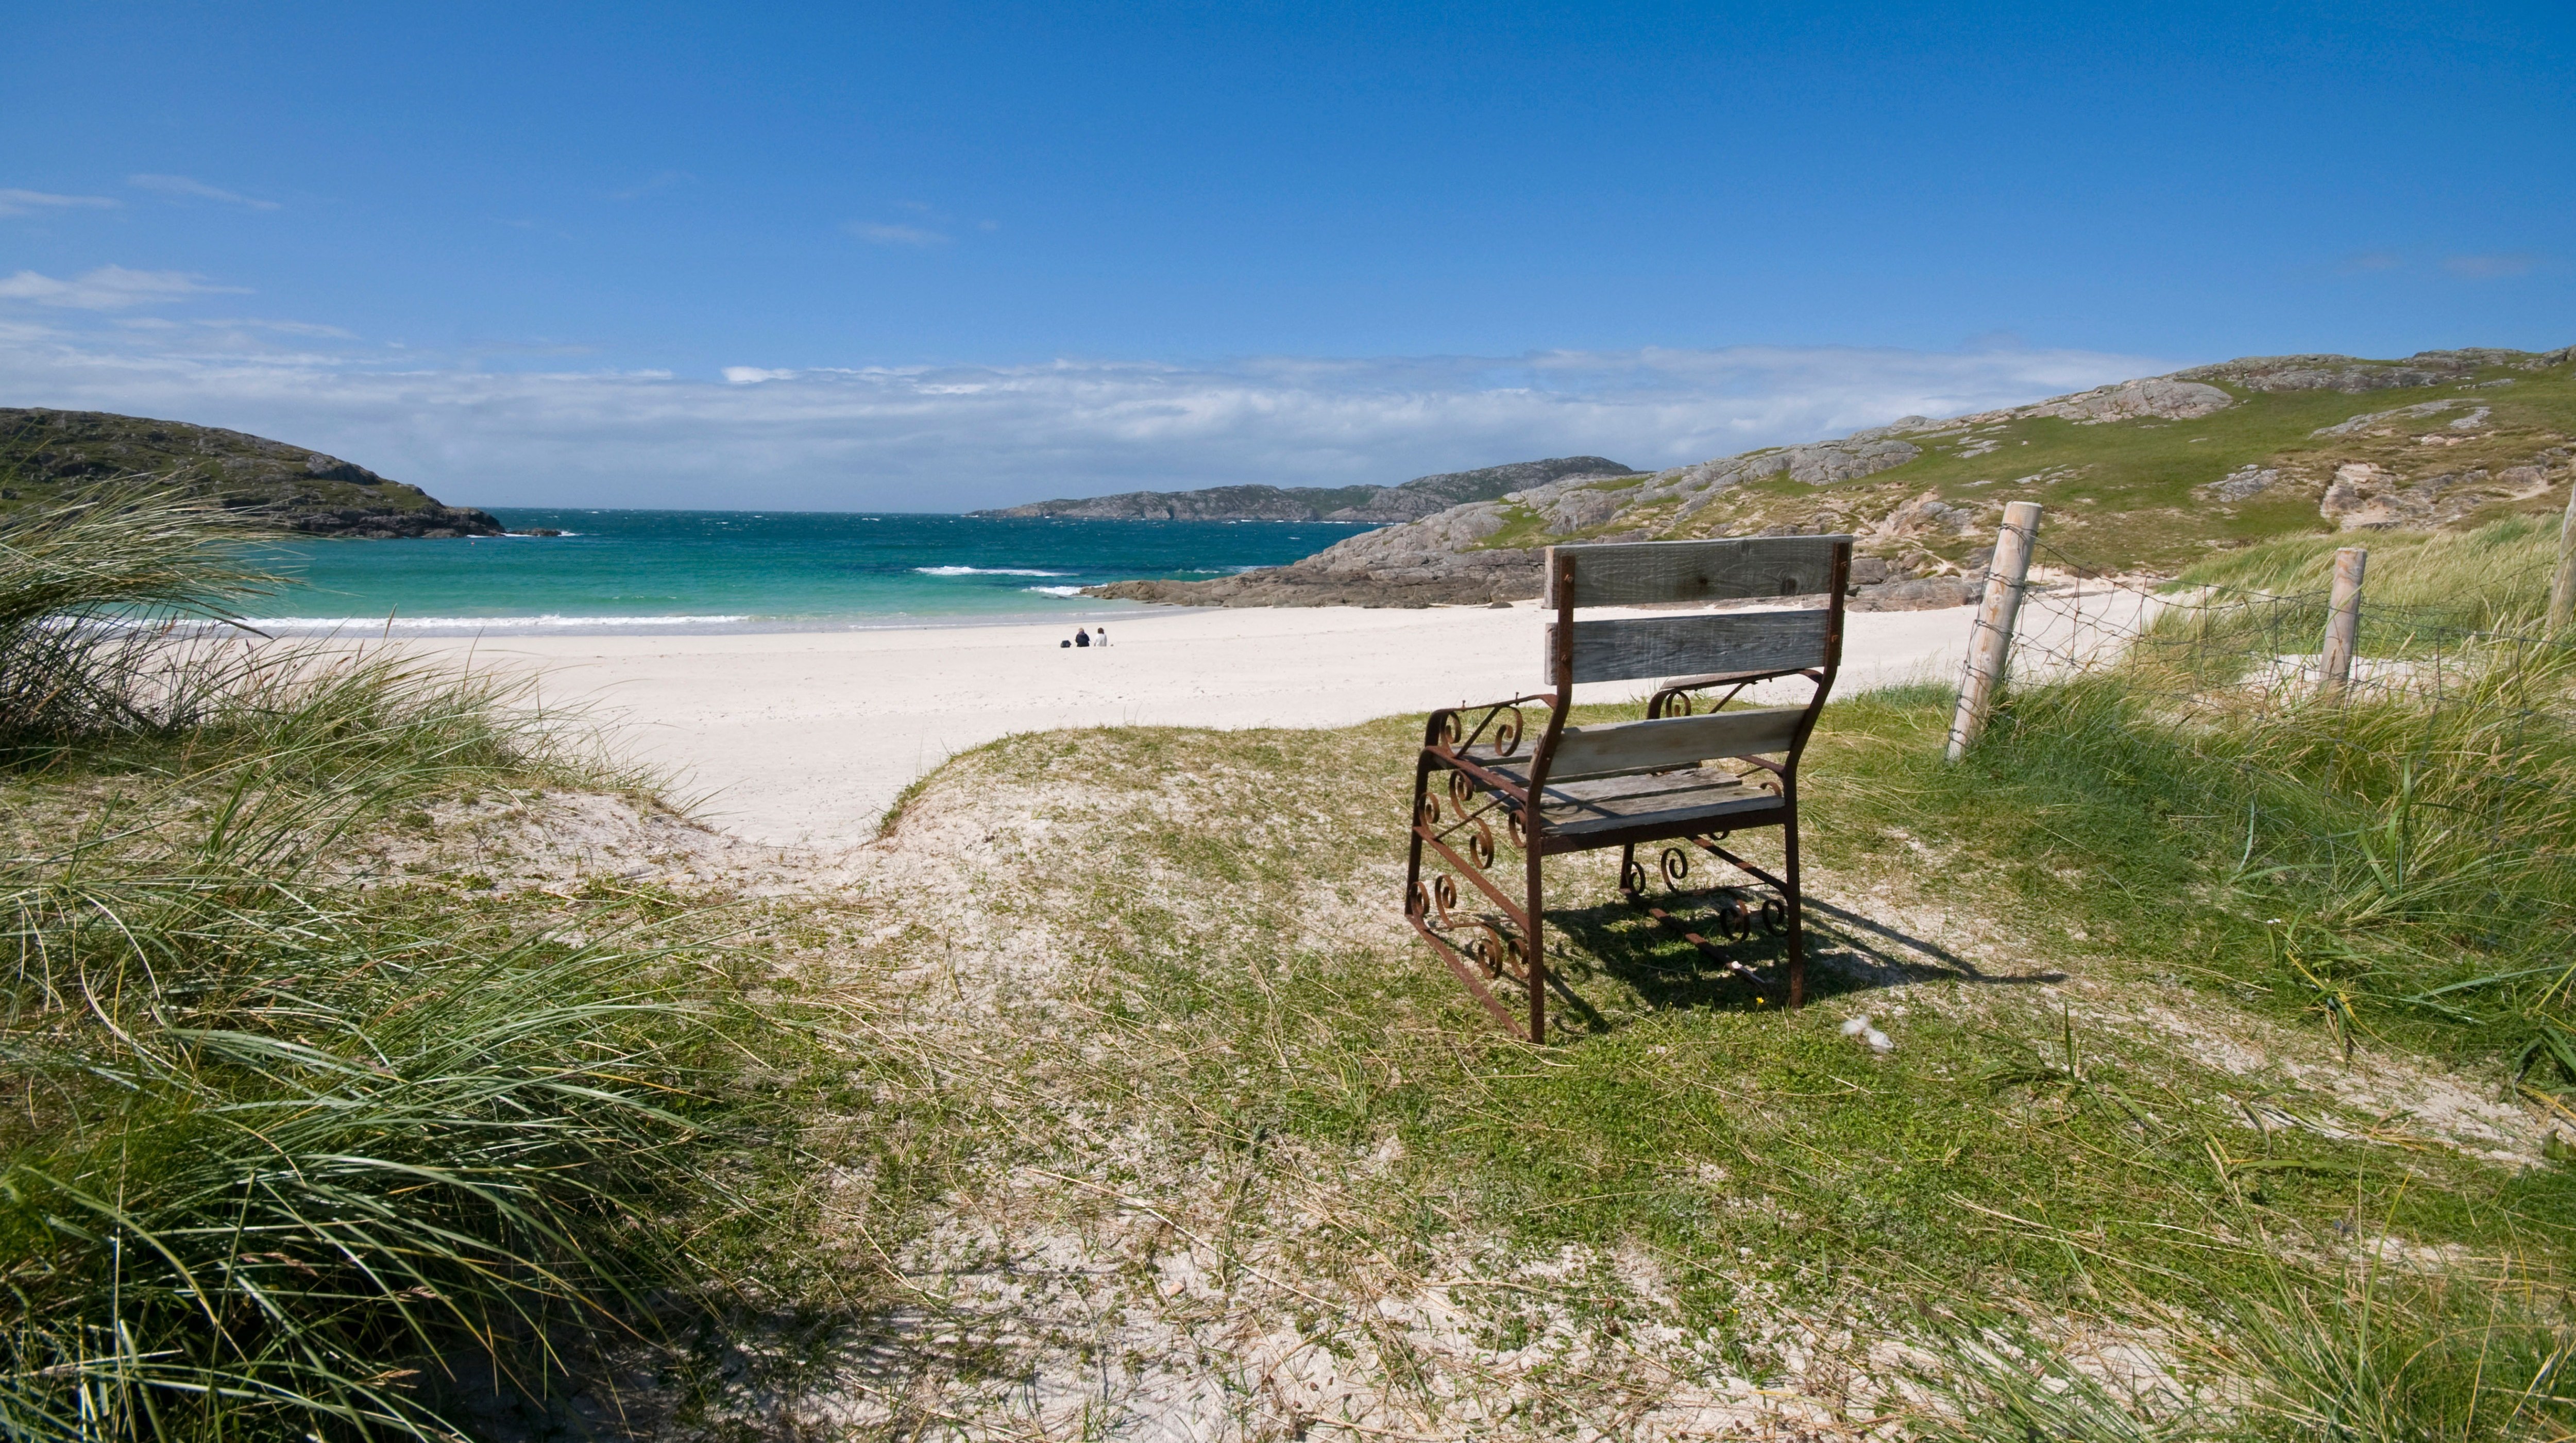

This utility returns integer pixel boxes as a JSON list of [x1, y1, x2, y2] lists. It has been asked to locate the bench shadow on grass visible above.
[[1540, 886, 2065, 1035]]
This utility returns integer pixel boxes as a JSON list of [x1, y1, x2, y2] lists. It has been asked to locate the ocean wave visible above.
[[235, 614, 753, 630], [1021, 585, 1088, 598], [915, 565, 1070, 577]]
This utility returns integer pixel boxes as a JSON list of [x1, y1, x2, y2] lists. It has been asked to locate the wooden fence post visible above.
[[2549, 480, 2576, 635], [2320, 546, 2367, 697], [1946, 500, 2043, 762]]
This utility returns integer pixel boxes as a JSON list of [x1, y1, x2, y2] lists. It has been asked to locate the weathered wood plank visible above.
[[1538, 769, 1781, 840], [1546, 610, 1831, 684], [1467, 760, 1785, 838], [1546, 536, 1852, 608], [1546, 708, 1804, 780]]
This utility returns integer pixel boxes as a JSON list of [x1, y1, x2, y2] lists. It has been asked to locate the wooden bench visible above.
[[1403, 535, 1852, 1039]]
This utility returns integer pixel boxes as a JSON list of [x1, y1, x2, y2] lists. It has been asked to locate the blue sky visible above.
[[3, 1, 2568, 508]]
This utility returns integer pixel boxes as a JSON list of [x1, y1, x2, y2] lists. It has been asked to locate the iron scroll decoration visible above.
[[1616, 839, 1786, 942], [1440, 702, 1527, 758], [1408, 867, 1523, 981]]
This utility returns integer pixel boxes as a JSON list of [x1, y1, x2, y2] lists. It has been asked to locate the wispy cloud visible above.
[[846, 220, 948, 248], [194, 317, 358, 339], [0, 188, 119, 217], [2337, 249, 2401, 275], [0, 325, 2172, 509], [128, 174, 281, 210], [2443, 252, 2537, 280], [607, 170, 694, 201], [0, 266, 250, 310]]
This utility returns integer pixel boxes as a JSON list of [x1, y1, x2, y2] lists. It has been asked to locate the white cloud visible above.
[[128, 174, 281, 210], [0, 188, 118, 217], [846, 221, 948, 247], [194, 317, 357, 339], [0, 265, 250, 310], [0, 326, 2172, 510]]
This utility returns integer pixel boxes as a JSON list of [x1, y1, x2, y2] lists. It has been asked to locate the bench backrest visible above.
[[1534, 536, 1851, 781]]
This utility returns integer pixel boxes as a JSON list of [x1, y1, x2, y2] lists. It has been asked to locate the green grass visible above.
[[0, 488, 852, 1440], [821, 517, 2574, 1434], [23, 483, 2564, 1434]]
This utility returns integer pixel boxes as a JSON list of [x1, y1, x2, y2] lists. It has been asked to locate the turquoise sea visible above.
[[242, 509, 1374, 635]]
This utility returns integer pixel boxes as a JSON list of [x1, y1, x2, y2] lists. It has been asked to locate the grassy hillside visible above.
[[1494, 348, 2575, 574], [0, 408, 501, 536]]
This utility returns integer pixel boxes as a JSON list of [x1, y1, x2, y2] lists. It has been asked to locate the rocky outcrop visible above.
[[974, 457, 1638, 523], [0, 408, 502, 537], [1090, 345, 2576, 611], [2023, 377, 2233, 423], [2199, 465, 2282, 501], [2175, 348, 2567, 395], [2317, 456, 2568, 532], [1865, 490, 1980, 541], [1323, 456, 1641, 522]]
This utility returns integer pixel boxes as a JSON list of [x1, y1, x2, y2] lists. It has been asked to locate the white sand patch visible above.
[[386, 593, 2149, 848]]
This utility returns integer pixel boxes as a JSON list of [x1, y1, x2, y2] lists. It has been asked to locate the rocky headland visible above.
[[0, 408, 504, 538], [1087, 347, 2576, 610], [972, 456, 1638, 523]]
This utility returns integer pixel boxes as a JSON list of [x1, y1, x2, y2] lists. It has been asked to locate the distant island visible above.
[[0, 408, 503, 538], [970, 456, 1639, 523]]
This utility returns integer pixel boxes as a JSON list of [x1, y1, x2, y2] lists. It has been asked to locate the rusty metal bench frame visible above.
[[1403, 536, 1852, 1040]]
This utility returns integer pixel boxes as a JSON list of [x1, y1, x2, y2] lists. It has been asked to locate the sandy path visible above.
[[402, 594, 2140, 847]]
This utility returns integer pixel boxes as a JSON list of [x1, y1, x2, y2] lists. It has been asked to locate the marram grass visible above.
[[0, 486, 831, 1440]]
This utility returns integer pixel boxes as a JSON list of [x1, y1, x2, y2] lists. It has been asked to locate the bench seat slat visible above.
[[1468, 759, 1785, 845]]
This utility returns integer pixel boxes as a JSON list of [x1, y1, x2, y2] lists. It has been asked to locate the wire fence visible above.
[[2008, 534, 2573, 712], [1963, 525, 2576, 1069]]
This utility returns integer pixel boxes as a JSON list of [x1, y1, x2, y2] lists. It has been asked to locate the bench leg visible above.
[[1783, 805, 1806, 1009], [1524, 846, 1547, 1043], [1404, 758, 1429, 916]]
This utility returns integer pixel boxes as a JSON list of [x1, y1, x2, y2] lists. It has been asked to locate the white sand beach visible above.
[[406, 590, 2147, 847]]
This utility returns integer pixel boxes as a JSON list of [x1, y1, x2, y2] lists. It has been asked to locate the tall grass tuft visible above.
[[1990, 518, 2576, 1067], [1929, 518, 2576, 1439], [0, 485, 822, 1438], [0, 481, 285, 756]]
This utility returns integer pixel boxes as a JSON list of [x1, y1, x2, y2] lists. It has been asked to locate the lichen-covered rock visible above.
[[2311, 399, 2473, 437], [1868, 489, 1981, 540], [1700, 435, 1926, 489], [2175, 351, 2490, 394], [2024, 378, 2233, 423], [2202, 465, 2282, 501]]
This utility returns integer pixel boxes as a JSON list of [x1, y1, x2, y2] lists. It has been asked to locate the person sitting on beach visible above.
[[1093, 627, 1108, 647], [1074, 629, 1091, 648]]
